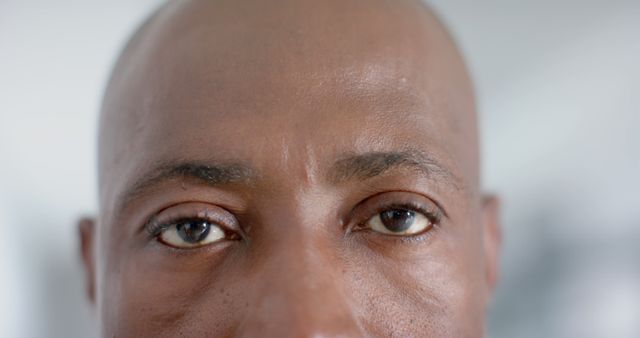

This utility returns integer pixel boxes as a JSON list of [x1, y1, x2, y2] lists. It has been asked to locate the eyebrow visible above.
[[118, 160, 254, 210], [117, 150, 459, 212], [327, 150, 460, 188]]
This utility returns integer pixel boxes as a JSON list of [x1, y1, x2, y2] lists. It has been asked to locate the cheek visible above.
[[98, 241, 247, 337], [343, 240, 486, 337]]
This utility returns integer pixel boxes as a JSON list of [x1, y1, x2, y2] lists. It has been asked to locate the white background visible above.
[[1, 0, 639, 337]]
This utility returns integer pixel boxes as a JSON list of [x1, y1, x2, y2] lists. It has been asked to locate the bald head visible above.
[[99, 0, 477, 195], [82, 0, 499, 337]]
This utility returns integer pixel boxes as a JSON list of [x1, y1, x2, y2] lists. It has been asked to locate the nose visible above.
[[236, 226, 363, 338]]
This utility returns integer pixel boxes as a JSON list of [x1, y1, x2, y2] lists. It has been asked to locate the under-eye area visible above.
[[144, 202, 242, 249]]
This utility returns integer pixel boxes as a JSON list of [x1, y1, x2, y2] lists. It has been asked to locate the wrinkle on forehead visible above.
[[98, 0, 478, 203]]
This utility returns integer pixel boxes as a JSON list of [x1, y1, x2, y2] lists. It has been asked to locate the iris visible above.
[[176, 220, 211, 243], [379, 209, 415, 233]]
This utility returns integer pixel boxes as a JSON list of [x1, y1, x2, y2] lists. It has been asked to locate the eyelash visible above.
[[353, 201, 443, 237], [145, 218, 184, 237], [143, 198, 444, 245], [145, 215, 233, 241]]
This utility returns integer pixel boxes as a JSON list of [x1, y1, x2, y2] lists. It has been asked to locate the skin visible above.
[[79, 0, 501, 337]]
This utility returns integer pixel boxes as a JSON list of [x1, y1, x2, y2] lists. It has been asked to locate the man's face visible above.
[[81, 0, 500, 337]]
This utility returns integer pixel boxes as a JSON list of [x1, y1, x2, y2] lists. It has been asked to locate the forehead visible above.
[[99, 0, 477, 207]]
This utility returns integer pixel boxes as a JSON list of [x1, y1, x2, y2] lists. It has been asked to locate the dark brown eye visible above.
[[176, 220, 212, 243], [366, 208, 432, 236], [379, 209, 416, 232], [159, 220, 225, 248]]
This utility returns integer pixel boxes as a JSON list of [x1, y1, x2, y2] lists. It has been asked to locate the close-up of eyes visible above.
[[145, 203, 240, 249], [158, 219, 226, 248], [144, 194, 443, 250], [353, 191, 444, 238], [365, 207, 434, 236]]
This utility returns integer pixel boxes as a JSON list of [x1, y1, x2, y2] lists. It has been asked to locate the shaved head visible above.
[[81, 0, 499, 337], [99, 0, 477, 195]]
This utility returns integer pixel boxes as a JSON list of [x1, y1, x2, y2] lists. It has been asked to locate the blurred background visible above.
[[0, 0, 638, 337]]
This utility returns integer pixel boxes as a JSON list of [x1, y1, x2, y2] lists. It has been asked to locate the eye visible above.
[[365, 208, 434, 236], [144, 203, 241, 249], [158, 219, 226, 248]]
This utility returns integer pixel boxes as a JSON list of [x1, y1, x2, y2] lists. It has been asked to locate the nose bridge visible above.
[[238, 206, 363, 337]]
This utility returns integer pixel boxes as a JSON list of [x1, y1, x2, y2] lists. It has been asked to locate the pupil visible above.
[[380, 209, 415, 232], [177, 220, 211, 243]]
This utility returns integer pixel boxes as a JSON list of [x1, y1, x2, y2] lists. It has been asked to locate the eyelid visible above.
[[371, 201, 441, 223], [144, 202, 240, 239], [357, 202, 442, 234], [348, 191, 444, 233]]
